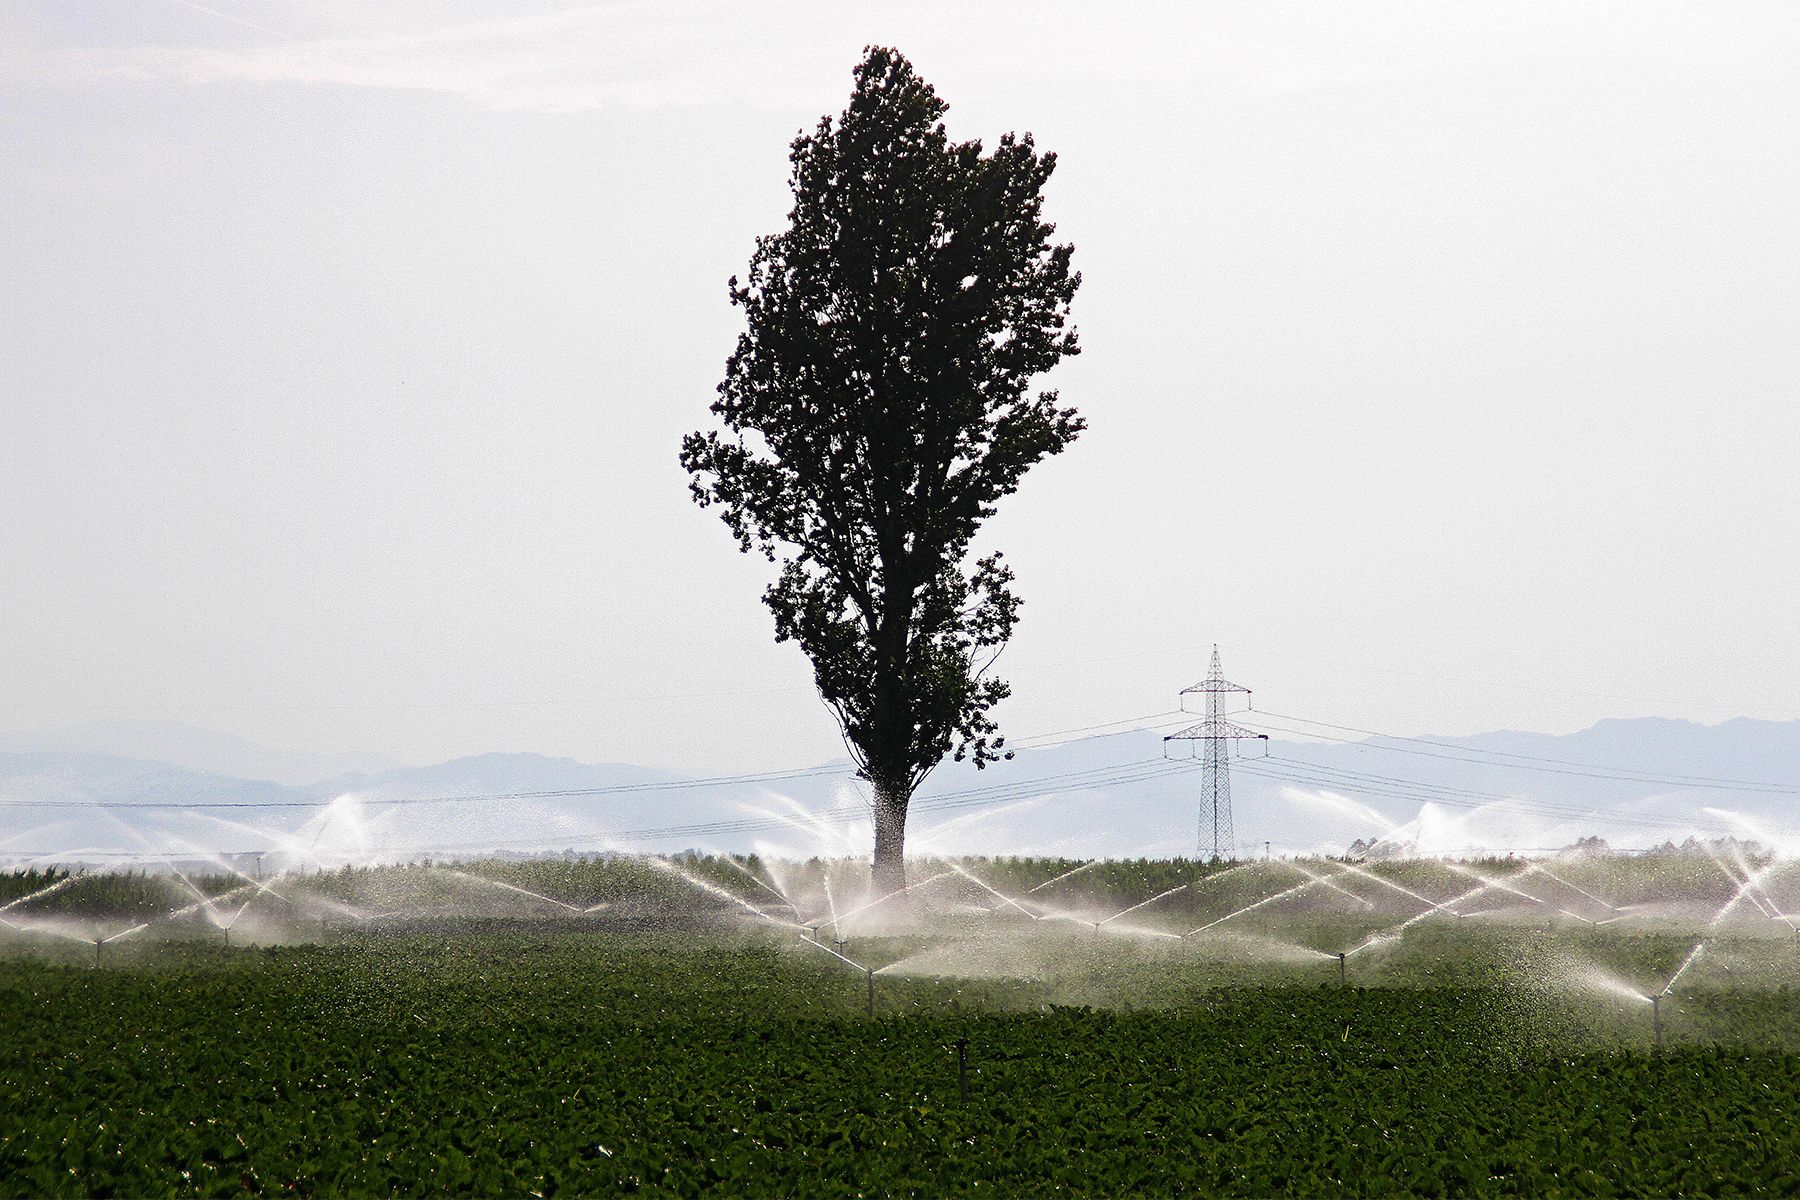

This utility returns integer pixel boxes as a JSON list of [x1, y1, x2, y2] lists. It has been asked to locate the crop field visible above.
[[5, 855, 1800, 1196]]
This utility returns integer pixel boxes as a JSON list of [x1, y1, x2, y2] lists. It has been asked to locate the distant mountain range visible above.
[[2, 717, 1796, 869]]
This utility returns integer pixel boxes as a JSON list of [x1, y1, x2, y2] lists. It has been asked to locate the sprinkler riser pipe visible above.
[[1337, 952, 1347, 986], [1651, 995, 1664, 1051], [865, 969, 874, 1017]]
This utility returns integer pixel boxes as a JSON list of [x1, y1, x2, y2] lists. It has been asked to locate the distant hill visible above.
[[0, 720, 397, 785], [1, 717, 1795, 867]]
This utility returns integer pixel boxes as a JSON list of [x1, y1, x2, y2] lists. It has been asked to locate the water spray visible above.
[[830, 870, 955, 927], [793, 931, 873, 1015], [0, 874, 81, 914], [1441, 862, 1595, 925], [437, 868, 583, 913], [1522, 862, 1623, 915], [947, 863, 1041, 920], [1660, 943, 1705, 998], [1095, 882, 1189, 930], [645, 857, 804, 931], [715, 855, 801, 913], [1290, 864, 1375, 910], [1333, 862, 1462, 915], [1184, 877, 1320, 937], [1024, 860, 1103, 895]]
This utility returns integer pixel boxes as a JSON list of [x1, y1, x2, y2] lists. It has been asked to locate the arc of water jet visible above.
[[820, 872, 843, 938], [95, 808, 221, 922], [643, 857, 805, 930], [1661, 943, 1706, 996], [164, 881, 255, 922], [156, 858, 222, 921], [1184, 878, 1321, 937], [169, 838, 294, 907], [712, 854, 799, 911], [764, 793, 868, 858], [794, 930, 869, 973], [195, 811, 342, 875], [1705, 806, 1800, 854], [1024, 859, 1102, 895], [1332, 862, 1462, 914], [0, 874, 81, 913], [145, 885, 247, 930], [434, 867, 583, 912], [1521, 862, 1623, 914], [1096, 882, 1189, 928], [1441, 862, 1595, 925], [914, 797, 1043, 846], [1697, 845, 1770, 913], [5, 919, 97, 947], [1437, 878, 1509, 915], [1706, 856, 1788, 928], [1340, 879, 1495, 958], [101, 922, 151, 945], [946, 862, 1041, 919], [831, 870, 955, 926], [1098, 920, 1184, 941], [1720, 858, 1780, 918], [1289, 863, 1375, 910]]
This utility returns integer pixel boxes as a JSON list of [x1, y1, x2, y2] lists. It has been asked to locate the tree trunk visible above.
[[871, 776, 909, 895]]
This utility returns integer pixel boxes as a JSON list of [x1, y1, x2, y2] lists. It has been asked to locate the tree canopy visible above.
[[680, 47, 1082, 887]]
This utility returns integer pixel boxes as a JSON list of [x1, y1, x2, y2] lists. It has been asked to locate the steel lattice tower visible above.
[[1164, 647, 1268, 862]]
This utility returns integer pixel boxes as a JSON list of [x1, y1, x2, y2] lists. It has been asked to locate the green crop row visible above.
[[4, 928, 1798, 1196]]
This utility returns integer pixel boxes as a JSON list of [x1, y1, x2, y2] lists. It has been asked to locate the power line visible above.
[[0, 709, 1196, 812], [1238, 712, 1799, 797], [0, 763, 857, 810], [2, 758, 1199, 860], [1253, 708, 1799, 790]]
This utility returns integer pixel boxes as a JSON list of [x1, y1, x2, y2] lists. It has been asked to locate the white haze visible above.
[[2, 1, 1796, 774]]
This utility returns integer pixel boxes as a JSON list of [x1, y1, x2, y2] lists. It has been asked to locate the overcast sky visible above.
[[2, 0, 1796, 773]]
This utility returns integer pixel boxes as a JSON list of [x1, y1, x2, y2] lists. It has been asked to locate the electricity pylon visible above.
[[1164, 646, 1268, 862]]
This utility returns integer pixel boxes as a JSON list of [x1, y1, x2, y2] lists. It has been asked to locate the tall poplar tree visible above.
[[680, 47, 1082, 891]]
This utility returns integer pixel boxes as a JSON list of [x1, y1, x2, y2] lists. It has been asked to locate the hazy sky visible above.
[[3, 0, 1796, 772]]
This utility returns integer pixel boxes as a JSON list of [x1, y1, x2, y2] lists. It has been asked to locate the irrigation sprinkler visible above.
[[1651, 995, 1664, 1052], [1337, 952, 1347, 986], [93, 939, 102, 967], [794, 929, 874, 1015], [955, 1037, 969, 1104]]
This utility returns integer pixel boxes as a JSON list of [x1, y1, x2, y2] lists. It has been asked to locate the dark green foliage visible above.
[[4, 932, 1799, 1196], [680, 47, 1083, 886]]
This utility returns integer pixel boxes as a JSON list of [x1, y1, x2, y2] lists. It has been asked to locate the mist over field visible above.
[[6, 714, 1797, 866]]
